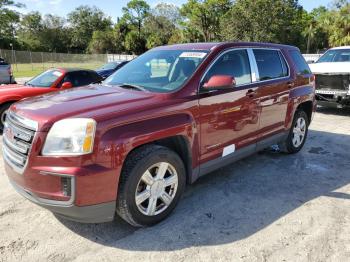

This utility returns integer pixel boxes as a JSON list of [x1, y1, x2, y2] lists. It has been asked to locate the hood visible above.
[[12, 84, 159, 131], [309, 62, 350, 74]]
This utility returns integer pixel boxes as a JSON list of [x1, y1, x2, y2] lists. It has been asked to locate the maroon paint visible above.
[[6, 42, 316, 207]]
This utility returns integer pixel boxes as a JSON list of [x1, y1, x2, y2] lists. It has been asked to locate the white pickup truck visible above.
[[309, 46, 350, 108]]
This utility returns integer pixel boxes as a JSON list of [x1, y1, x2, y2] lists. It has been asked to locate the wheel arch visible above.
[[296, 100, 313, 125]]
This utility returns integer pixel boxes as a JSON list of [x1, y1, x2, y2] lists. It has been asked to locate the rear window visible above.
[[289, 50, 311, 75], [253, 49, 288, 81]]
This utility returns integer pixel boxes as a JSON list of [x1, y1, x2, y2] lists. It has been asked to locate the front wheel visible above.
[[279, 110, 309, 154], [116, 145, 186, 227], [0, 103, 12, 132]]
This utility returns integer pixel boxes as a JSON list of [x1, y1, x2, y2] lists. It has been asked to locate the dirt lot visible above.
[[0, 107, 349, 262]]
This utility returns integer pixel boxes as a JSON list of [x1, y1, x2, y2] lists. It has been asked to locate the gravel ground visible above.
[[0, 107, 350, 262]]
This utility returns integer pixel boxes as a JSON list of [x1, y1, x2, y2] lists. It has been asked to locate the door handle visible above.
[[287, 81, 295, 88], [246, 89, 257, 97]]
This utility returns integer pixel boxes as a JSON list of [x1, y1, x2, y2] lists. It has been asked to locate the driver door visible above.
[[198, 49, 261, 169]]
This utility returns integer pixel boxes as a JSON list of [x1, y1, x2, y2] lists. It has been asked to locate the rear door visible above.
[[252, 49, 292, 141]]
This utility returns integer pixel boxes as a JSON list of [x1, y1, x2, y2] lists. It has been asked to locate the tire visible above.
[[0, 103, 12, 132], [279, 110, 309, 154], [116, 145, 186, 227]]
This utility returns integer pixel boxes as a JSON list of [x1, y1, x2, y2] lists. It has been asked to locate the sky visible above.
[[17, 0, 333, 21]]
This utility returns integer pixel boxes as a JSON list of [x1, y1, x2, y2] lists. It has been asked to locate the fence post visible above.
[[41, 52, 44, 70], [14, 50, 18, 71], [29, 51, 33, 71]]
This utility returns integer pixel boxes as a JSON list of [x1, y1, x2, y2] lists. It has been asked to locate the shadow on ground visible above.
[[58, 127, 350, 251]]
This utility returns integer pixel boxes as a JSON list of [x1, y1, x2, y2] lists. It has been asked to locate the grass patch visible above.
[[13, 62, 104, 78]]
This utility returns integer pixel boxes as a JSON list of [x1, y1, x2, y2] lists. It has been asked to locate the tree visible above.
[[144, 3, 180, 49], [68, 6, 112, 52], [122, 0, 150, 39], [181, 0, 231, 42], [88, 30, 117, 53], [120, 0, 150, 54], [40, 14, 70, 52], [0, 0, 24, 49], [222, 0, 304, 48], [17, 12, 44, 51], [322, 2, 350, 46], [301, 6, 329, 53]]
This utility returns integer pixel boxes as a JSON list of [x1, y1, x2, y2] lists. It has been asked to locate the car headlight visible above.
[[42, 118, 96, 156]]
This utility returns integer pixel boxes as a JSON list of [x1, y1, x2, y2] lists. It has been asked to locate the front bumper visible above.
[[9, 177, 116, 223], [316, 90, 350, 107], [2, 110, 120, 223]]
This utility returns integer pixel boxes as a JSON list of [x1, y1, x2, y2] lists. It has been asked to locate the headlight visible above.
[[42, 118, 96, 156]]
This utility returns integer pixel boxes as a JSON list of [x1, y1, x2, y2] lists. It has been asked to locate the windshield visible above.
[[99, 62, 119, 70], [317, 49, 350, 63], [104, 50, 208, 93], [27, 70, 63, 87]]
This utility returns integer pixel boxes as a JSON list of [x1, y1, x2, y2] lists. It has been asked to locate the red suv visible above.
[[3, 42, 316, 227]]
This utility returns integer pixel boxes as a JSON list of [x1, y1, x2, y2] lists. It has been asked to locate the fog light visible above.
[[61, 177, 72, 197]]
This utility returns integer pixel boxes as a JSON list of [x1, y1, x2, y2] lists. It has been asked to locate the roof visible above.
[[153, 42, 299, 51], [329, 46, 350, 50]]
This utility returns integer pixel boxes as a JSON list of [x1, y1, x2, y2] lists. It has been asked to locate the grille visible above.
[[2, 111, 38, 174], [315, 74, 350, 91]]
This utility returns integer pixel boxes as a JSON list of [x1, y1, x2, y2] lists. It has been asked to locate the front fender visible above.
[[96, 113, 198, 171]]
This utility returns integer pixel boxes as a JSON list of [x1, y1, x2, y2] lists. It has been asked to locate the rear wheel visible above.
[[0, 103, 12, 132], [279, 110, 309, 154], [116, 145, 186, 227]]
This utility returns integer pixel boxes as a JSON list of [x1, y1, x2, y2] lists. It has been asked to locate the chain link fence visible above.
[[0, 49, 136, 77]]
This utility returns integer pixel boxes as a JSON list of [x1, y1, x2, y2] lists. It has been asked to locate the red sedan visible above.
[[0, 68, 102, 131]]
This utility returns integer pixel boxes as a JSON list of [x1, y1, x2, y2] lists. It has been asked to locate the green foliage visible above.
[[181, 0, 231, 42], [144, 4, 179, 49], [222, 0, 304, 45], [68, 6, 113, 52], [1, 0, 350, 54], [322, 3, 350, 46], [0, 0, 23, 49]]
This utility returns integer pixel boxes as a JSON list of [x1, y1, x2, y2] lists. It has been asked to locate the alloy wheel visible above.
[[135, 162, 178, 216], [292, 117, 306, 147]]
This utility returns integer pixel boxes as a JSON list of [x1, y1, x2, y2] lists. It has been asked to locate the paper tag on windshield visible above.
[[180, 52, 207, 59]]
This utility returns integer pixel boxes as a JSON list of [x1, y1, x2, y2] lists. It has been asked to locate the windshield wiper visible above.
[[118, 83, 146, 91]]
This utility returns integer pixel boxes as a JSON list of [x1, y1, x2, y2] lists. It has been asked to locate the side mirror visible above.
[[203, 75, 236, 90], [61, 82, 73, 89]]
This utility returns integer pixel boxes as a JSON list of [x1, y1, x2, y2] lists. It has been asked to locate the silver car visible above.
[[0, 58, 15, 84]]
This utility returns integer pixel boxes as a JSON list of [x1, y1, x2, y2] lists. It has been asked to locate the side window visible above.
[[253, 49, 288, 81], [69, 71, 94, 87], [89, 72, 102, 83], [289, 50, 312, 75], [204, 49, 252, 86], [61, 73, 72, 86]]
